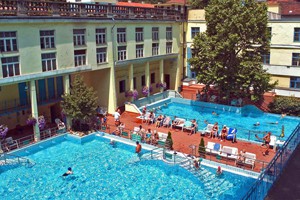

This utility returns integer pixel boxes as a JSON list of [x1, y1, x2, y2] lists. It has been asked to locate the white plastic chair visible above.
[[5, 137, 19, 150]]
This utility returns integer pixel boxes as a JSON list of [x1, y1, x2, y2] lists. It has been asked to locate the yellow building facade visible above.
[[0, 1, 184, 140], [185, 7, 300, 97]]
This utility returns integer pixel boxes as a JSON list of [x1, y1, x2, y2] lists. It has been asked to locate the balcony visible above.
[[0, 0, 184, 21]]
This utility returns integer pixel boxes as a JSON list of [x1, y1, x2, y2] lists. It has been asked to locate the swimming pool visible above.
[[0, 135, 255, 200], [147, 98, 300, 142]]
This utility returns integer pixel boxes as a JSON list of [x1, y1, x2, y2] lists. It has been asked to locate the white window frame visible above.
[[136, 44, 144, 58], [166, 42, 172, 54], [96, 47, 107, 64], [73, 29, 86, 46], [118, 46, 127, 61], [166, 27, 172, 41], [42, 53, 56, 72], [96, 28, 106, 45], [1, 56, 20, 78], [152, 43, 159, 56], [74, 50, 86, 66], [117, 28, 126, 43], [135, 27, 144, 42], [40, 30, 55, 49], [152, 27, 159, 41], [0, 31, 18, 52]]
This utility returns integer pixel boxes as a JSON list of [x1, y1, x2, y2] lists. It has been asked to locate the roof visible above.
[[165, 0, 187, 4], [280, 2, 300, 15], [116, 2, 155, 8]]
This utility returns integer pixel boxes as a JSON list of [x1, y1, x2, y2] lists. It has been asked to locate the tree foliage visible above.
[[61, 75, 98, 127], [165, 131, 173, 150], [198, 137, 205, 157], [269, 96, 300, 116], [189, 0, 277, 102], [189, 0, 210, 9]]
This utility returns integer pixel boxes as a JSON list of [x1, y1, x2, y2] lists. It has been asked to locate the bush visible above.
[[268, 96, 300, 116], [198, 137, 206, 158], [165, 131, 173, 150]]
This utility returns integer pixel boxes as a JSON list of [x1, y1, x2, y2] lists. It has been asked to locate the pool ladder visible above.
[[0, 153, 35, 168]]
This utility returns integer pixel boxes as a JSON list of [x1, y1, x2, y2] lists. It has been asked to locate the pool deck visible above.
[[106, 111, 275, 173]]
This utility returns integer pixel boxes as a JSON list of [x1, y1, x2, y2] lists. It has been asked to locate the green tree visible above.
[[198, 137, 205, 158], [269, 96, 300, 116], [189, 0, 210, 9], [165, 131, 173, 150], [61, 75, 98, 131], [189, 0, 277, 102]]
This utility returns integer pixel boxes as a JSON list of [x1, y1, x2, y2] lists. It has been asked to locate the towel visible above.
[[214, 143, 220, 151]]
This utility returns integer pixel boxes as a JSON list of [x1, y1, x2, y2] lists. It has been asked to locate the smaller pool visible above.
[[144, 98, 300, 142], [0, 135, 256, 200]]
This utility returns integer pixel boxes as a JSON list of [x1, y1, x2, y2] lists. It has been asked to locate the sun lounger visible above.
[[219, 146, 238, 160], [157, 132, 168, 147], [244, 152, 256, 169], [172, 118, 186, 129], [162, 117, 171, 127], [205, 141, 222, 154], [200, 124, 214, 136], [226, 127, 237, 140]]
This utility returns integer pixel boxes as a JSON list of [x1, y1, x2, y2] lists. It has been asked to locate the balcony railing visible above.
[[0, 0, 184, 21]]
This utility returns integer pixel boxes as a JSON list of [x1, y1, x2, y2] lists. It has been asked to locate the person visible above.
[[155, 115, 163, 128], [142, 106, 147, 115], [145, 128, 152, 144], [212, 111, 219, 116], [102, 114, 107, 129], [216, 166, 222, 175], [147, 111, 155, 124], [189, 119, 198, 135], [209, 122, 219, 138], [152, 130, 159, 145], [109, 139, 116, 147], [118, 122, 125, 133], [262, 132, 271, 156], [268, 121, 278, 125], [281, 113, 286, 119], [135, 141, 142, 154], [254, 122, 260, 126], [220, 125, 228, 141], [237, 149, 246, 163], [114, 108, 121, 125], [62, 167, 73, 177], [112, 127, 121, 136], [194, 159, 200, 170]]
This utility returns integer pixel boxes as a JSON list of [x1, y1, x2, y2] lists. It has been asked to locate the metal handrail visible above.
[[0, 152, 35, 167]]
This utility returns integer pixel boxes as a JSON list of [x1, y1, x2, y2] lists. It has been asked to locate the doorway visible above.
[[164, 74, 170, 89]]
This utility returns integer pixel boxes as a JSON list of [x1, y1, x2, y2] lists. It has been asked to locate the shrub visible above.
[[198, 137, 206, 158], [268, 96, 300, 116], [165, 131, 173, 150]]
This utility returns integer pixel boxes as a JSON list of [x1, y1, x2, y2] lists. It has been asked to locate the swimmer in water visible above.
[[62, 167, 73, 177]]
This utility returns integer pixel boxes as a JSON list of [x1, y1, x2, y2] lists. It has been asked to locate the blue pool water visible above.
[[0, 137, 255, 200], [154, 101, 300, 142]]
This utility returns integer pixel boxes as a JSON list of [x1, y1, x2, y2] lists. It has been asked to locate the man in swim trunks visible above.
[[135, 141, 142, 154], [262, 132, 271, 156], [62, 167, 73, 177]]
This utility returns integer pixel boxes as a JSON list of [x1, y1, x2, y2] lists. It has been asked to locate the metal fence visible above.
[[242, 122, 300, 200]]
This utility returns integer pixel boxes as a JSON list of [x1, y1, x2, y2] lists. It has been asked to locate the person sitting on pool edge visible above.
[[62, 167, 73, 177], [135, 141, 142, 154]]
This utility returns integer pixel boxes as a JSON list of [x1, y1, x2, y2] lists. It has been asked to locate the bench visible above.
[[236, 152, 256, 170], [219, 146, 238, 160], [157, 132, 168, 147]]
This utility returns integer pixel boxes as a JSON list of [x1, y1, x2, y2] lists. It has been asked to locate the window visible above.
[[118, 46, 126, 61], [117, 28, 126, 43], [151, 73, 155, 84], [133, 77, 136, 89], [74, 50, 86, 66], [262, 53, 270, 64], [166, 27, 172, 40], [152, 43, 159, 56], [166, 42, 172, 54], [136, 44, 144, 58], [152, 27, 159, 41], [40, 30, 55, 49], [290, 77, 300, 89], [1, 56, 20, 78], [41, 53, 56, 72], [96, 28, 106, 45], [73, 29, 85, 46], [292, 53, 300, 66], [96, 47, 107, 64], [135, 28, 144, 42], [141, 75, 145, 86], [191, 27, 200, 39], [267, 27, 272, 41], [294, 28, 300, 42], [119, 80, 125, 93], [0, 31, 17, 52]]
